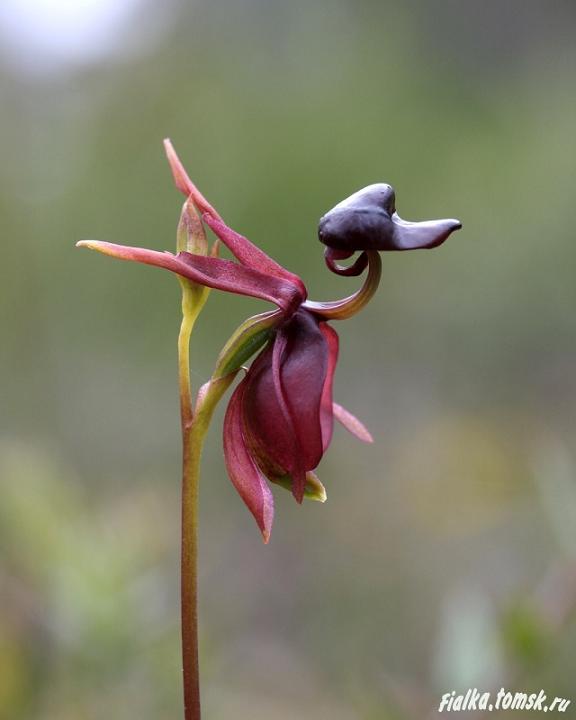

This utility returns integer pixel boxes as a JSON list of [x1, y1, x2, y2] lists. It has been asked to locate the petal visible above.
[[223, 378, 274, 543], [280, 312, 329, 473], [76, 241, 303, 315], [244, 311, 328, 503], [203, 213, 307, 298], [243, 341, 301, 489], [271, 330, 307, 502], [318, 322, 339, 451], [333, 402, 373, 443]]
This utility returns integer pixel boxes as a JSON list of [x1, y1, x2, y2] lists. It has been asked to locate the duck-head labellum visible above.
[[318, 183, 461, 252]]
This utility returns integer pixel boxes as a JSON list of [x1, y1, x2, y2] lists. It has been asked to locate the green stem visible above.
[[179, 285, 203, 720], [180, 421, 202, 720], [178, 284, 236, 720]]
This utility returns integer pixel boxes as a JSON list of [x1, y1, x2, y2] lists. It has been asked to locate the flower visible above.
[[224, 307, 375, 542], [78, 141, 461, 542]]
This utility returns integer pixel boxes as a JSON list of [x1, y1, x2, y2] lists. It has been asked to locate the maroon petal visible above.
[[271, 330, 307, 502], [279, 312, 328, 474], [203, 213, 307, 298], [76, 241, 303, 315], [244, 311, 328, 503], [243, 342, 301, 489], [318, 322, 339, 451], [223, 378, 274, 543]]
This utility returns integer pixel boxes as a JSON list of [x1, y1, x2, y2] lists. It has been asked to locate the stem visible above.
[[178, 285, 203, 720], [178, 283, 236, 720], [181, 425, 202, 720]]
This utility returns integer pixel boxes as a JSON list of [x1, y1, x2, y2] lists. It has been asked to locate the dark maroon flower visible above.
[[224, 308, 373, 541], [78, 141, 460, 542]]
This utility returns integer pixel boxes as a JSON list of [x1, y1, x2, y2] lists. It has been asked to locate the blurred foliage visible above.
[[1, 0, 576, 718], [501, 602, 551, 670]]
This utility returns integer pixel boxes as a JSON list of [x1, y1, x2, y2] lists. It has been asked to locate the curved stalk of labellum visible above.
[[323, 247, 369, 277], [303, 249, 382, 320]]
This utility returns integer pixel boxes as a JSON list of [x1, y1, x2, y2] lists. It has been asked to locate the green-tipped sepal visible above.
[[270, 471, 327, 502]]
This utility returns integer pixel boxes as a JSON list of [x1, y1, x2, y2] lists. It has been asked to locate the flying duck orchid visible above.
[[78, 141, 460, 541], [77, 140, 461, 720]]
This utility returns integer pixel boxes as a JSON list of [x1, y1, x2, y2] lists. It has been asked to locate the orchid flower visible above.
[[79, 143, 461, 542], [77, 141, 460, 720]]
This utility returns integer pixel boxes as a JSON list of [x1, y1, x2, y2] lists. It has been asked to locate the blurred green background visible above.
[[1, 1, 576, 718]]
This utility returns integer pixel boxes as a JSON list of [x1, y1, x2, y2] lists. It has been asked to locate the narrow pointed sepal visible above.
[[319, 322, 339, 451], [203, 213, 307, 297], [333, 402, 373, 443], [163, 138, 223, 221], [76, 240, 304, 314]]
